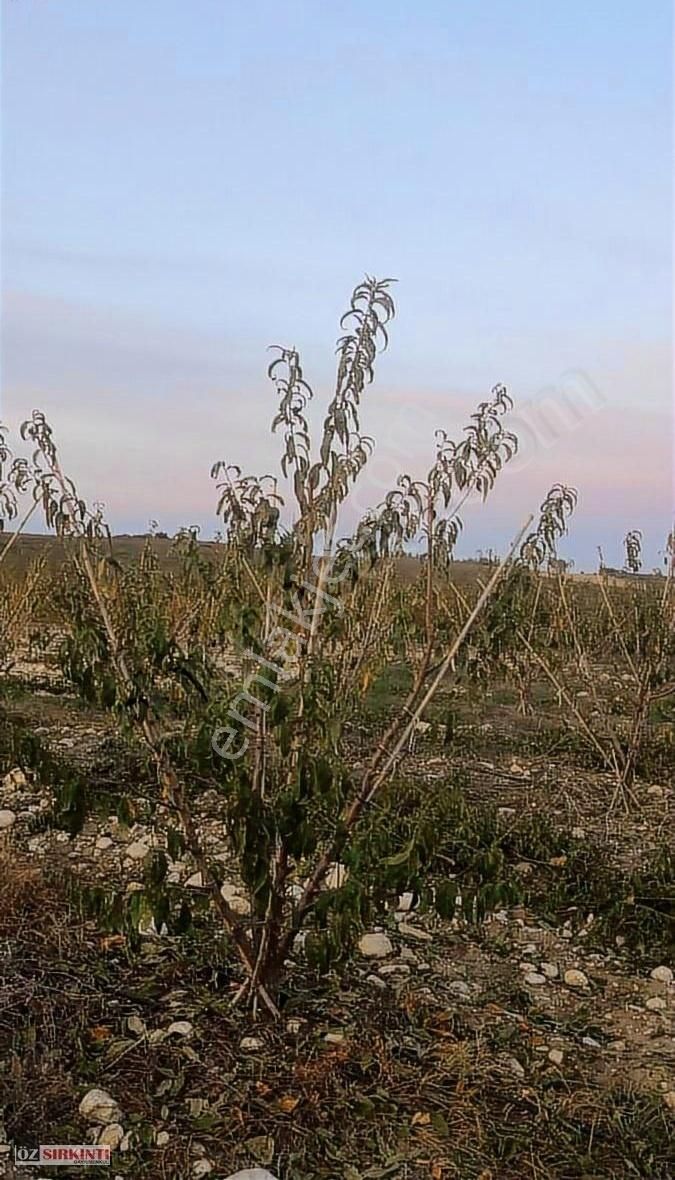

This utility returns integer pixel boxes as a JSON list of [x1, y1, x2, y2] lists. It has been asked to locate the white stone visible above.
[[524, 972, 546, 986], [379, 963, 411, 977], [367, 973, 387, 990], [167, 1020, 194, 1037], [96, 836, 114, 850], [230, 893, 251, 915], [224, 1172, 279, 1180], [650, 966, 673, 985], [548, 1049, 564, 1066], [324, 1032, 345, 1044], [193, 1162, 213, 1178], [98, 1124, 124, 1150], [448, 980, 471, 998], [358, 932, 393, 958], [397, 892, 416, 912], [646, 996, 667, 1012], [79, 1088, 122, 1126], [507, 1056, 525, 1078], [540, 962, 559, 979], [563, 969, 589, 988], [125, 841, 150, 861], [3, 768, 27, 789], [127, 1015, 146, 1037], [398, 923, 432, 943], [156, 1131, 170, 1147], [0, 810, 16, 831], [240, 1036, 264, 1051], [221, 883, 251, 915]]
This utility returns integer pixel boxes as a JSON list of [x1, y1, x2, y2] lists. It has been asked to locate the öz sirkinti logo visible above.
[[14, 1143, 111, 1166]]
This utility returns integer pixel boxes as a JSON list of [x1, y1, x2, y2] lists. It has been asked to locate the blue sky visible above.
[[1, 0, 672, 568]]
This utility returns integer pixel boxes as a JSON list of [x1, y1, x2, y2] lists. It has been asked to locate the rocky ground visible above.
[[0, 663, 673, 1178]]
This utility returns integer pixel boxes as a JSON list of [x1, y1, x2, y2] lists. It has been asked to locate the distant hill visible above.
[[12, 532, 664, 586], [1, 532, 498, 586], [0, 532, 192, 572]]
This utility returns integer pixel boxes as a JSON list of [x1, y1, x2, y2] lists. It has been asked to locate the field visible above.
[[0, 286, 673, 1179], [0, 535, 673, 1180]]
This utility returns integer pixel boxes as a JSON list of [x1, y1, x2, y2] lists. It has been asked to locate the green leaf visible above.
[[430, 1111, 450, 1138], [116, 796, 134, 828], [383, 837, 415, 868], [434, 879, 458, 919], [167, 826, 185, 860], [146, 849, 168, 887]]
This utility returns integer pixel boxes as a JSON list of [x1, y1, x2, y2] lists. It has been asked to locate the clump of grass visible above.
[[0, 855, 97, 1143], [532, 843, 674, 962], [0, 853, 57, 937]]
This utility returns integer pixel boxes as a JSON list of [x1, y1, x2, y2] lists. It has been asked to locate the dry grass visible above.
[[0, 855, 101, 1144]]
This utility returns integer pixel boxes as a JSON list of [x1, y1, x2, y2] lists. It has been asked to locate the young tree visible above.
[[9, 278, 572, 1012]]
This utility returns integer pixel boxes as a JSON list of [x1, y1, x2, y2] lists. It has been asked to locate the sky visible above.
[[1, 0, 672, 570]]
